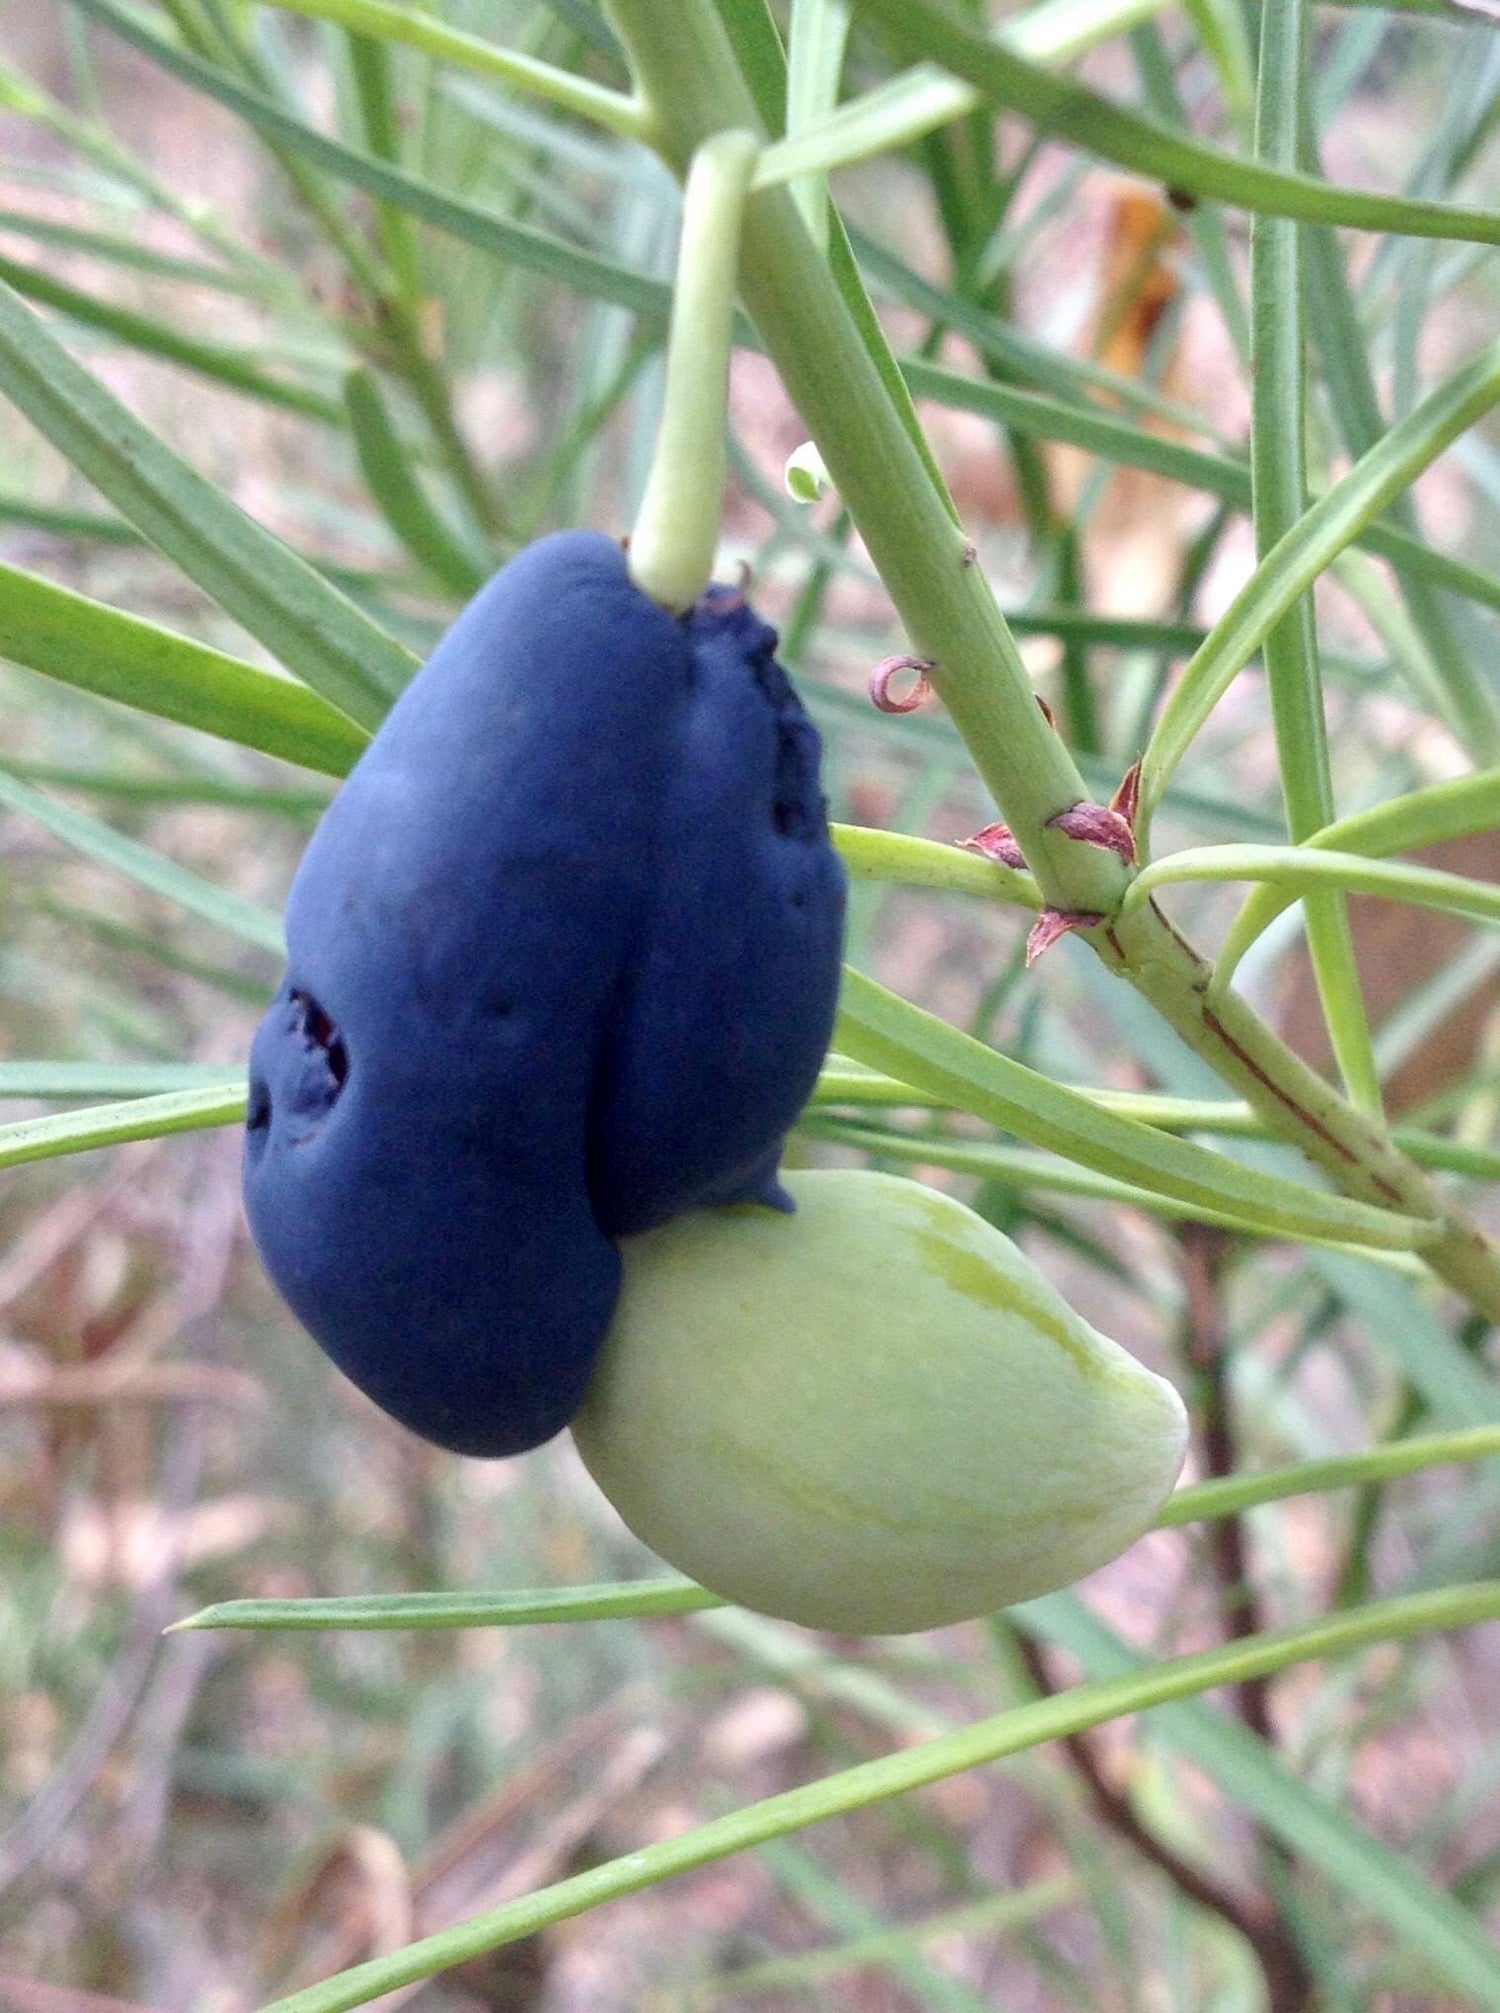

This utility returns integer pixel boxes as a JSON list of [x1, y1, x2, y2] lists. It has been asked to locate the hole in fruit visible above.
[[289, 988, 349, 1091], [246, 1077, 271, 1132]]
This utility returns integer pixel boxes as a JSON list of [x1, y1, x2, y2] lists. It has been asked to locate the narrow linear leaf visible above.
[[0, 204, 269, 295], [1129, 845, 1500, 973], [858, 228, 1228, 444], [75, 0, 675, 325], [1246, 0, 1377, 1114], [343, 368, 490, 595], [802, 1114, 1425, 1257], [1139, 336, 1500, 820], [1025, 1592, 1500, 2010], [0, 562, 368, 776], [0, 279, 413, 726], [0, 1084, 249, 1171], [786, 0, 853, 245], [811, 1074, 1500, 1179], [848, 3, 1500, 244], [1217, 768, 1500, 975], [172, 1577, 721, 1632], [169, 1426, 1500, 1634], [0, 245, 346, 424], [258, 0, 646, 137], [256, 1584, 1500, 2013], [1312, 1249, 1500, 1426], [0, 494, 141, 542], [899, 352, 1500, 624], [3, 764, 332, 815], [716, 1876, 1073, 2003], [0, 768, 286, 955], [25, 894, 274, 1005], [0, 1062, 246, 1100], [813, 1060, 955, 1107], [834, 968, 1435, 1250], [1159, 1423, 1500, 1527], [832, 823, 1039, 906]]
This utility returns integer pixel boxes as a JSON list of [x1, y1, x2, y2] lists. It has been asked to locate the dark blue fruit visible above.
[[243, 530, 845, 1457], [590, 586, 846, 1234]]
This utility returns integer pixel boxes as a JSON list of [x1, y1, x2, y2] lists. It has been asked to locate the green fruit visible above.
[[573, 1171, 1189, 1634]]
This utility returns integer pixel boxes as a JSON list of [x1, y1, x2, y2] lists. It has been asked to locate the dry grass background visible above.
[[2, 6, 1499, 2010]]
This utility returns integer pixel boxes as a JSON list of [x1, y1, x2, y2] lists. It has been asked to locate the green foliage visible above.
[[4, 0, 1500, 2005]]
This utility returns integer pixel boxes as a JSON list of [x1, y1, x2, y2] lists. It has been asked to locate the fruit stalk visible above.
[[610, 0, 1129, 919], [628, 129, 762, 612]]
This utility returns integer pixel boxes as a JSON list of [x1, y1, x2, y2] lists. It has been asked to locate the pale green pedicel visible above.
[[574, 1172, 1188, 1635]]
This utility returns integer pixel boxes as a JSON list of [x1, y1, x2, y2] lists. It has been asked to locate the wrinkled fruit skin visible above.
[[243, 531, 845, 1458], [573, 1171, 1189, 1634]]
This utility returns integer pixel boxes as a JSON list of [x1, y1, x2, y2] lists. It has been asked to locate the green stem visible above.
[[1096, 900, 1500, 1320], [629, 129, 761, 610], [608, 0, 1126, 915], [603, 0, 1500, 1327]]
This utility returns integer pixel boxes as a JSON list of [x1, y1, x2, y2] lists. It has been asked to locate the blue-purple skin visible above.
[[242, 531, 846, 1458], [244, 532, 690, 1456], [590, 587, 846, 1235]]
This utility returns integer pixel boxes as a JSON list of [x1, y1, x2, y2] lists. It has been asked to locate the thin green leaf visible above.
[[1216, 768, 1500, 977], [899, 350, 1500, 626], [342, 368, 490, 595], [0, 279, 413, 727], [345, 21, 422, 305], [846, 3, 1500, 244], [259, 0, 647, 138], [831, 823, 1039, 907], [708, 1876, 1074, 2004], [1312, 1250, 1500, 1426], [751, 1834, 996, 2013], [0, 1084, 249, 1171], [1139, 336, 1500, 824], [801, 1114, 1426, 1258], [1159, 1423, 1500, 1528], [0, 561, 368, 776], [256, 1584, 1500, 2013], [834, 968, 1436, 1250], [1248, 0, 1378, 1115], [1125, 845, 1500, 978], [0, 768, 286, 955], [1001, 0, 1180, 66], [811, 1071, 1500, 1180], [0, 245, 346, 424], [0, 204, 273, 297], [0, 493, 140, 542], [168, 1426, 1500, 1633], [0, 1062, 247, 1100], [786, 0, 853, 246], [171, 1577, 722, 1632], [76, 0, 675, 324], [1025, 1592, 1500, 2010], [2, 762, 331, 815], [856, 227, 1229, 444], [1300, 149, 1500, 762]]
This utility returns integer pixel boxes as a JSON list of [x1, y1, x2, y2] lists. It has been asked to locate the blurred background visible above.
[[2, 3, 1499, 2007]]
